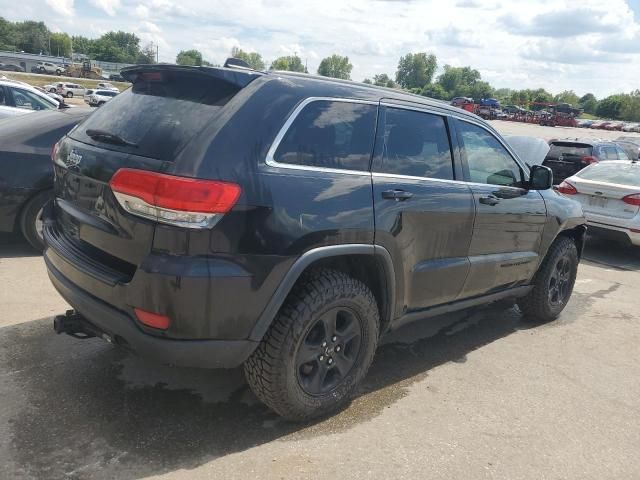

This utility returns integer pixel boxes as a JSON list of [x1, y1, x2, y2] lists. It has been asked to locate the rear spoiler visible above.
[[120, 64, 263, 89]]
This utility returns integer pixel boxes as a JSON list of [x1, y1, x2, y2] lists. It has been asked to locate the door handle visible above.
[[381, 189, 413, 201], [479, 195, 500, 206]]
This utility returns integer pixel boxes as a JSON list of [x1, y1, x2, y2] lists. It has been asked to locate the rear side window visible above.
[[548, 142, 593, 158], [273, 100, 377, 171], [71, 71, 240, 161], [377, 107, 454, 180]]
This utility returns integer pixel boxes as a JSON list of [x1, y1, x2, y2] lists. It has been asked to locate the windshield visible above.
[[577, 162, 640, 187]]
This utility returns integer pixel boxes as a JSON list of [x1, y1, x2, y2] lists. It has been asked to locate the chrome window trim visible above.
[[264, 96, 378, 176]]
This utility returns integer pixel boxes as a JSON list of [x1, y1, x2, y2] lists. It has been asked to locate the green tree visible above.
[[137, 42, 156, 64], [554, 90, 579, 106], [0, 17, 16, 51], [469, 81, 494, 100], [596, 94, 625, 119], [395, 52, 437, 90], [620, 91, 640, 122], [13, 20, 50, 54], [421, 83, 448, 100], [176, 49, 203, 66], [372, 73, 395, 88], [270, 55, 306, 72], [317, 54, 353, 79], [436, 65, 480, 96], [71, 35, 93, 56], [363, 78, 372, 84], [579, 93, 598, 115], [49, 32, 71, 57], [231, 47, 265, 70]]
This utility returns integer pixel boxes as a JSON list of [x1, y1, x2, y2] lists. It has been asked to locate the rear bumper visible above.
[[46, 255, 258, 368], [587, 220, 640, 246]]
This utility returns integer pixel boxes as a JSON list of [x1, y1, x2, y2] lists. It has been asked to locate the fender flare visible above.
[[248, 244, 396, 341]]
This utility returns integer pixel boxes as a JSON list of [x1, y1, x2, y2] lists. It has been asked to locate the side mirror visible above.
[[529, 165, 553, 190]]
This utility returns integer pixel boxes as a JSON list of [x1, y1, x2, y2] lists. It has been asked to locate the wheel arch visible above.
[[249, 244, 396, 342], [557, 224, 587, 258]]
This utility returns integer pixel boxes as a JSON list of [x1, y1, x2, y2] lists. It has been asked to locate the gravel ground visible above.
[[1, 122, 639, 480]]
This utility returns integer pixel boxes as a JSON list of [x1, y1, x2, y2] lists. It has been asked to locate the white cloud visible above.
[[2, 0, 639, 97], [44, 0, 74, 17], [89, 0, 121, 16]]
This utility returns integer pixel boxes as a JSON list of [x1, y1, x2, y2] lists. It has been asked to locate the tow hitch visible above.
[[53, 310, 102, 340]]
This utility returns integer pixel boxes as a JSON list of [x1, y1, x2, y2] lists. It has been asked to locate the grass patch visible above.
[[2, 72, 129, 91]]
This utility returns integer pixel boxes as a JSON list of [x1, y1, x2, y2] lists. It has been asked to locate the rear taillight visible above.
[[622, 194, 640, 206], [109, 168, 241, 228], [557, 181, 578, 195], [581, 156, 598, 165]]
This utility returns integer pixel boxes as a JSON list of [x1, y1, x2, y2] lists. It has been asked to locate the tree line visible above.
[[2, 17, 637, 121], [0, 16, 156, 64]]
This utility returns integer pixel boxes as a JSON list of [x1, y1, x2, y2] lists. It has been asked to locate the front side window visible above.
[[457, 120, 523, 187], [377, 107, 454, 180], [11, 88, 55, 111], [273, 100, 377, 171]]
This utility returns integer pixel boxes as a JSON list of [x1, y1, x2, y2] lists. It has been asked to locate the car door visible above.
[[372, 104, 475, 313], [453, 118, 547, 297]]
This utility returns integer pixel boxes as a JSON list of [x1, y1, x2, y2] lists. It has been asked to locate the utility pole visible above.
[[156, 43, 159, 63]]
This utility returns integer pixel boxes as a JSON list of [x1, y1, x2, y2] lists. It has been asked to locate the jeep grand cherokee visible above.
[[44, 64, 586, 420]]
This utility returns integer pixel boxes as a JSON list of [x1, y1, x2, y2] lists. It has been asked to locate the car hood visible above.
[[503, 135, 550, 167]]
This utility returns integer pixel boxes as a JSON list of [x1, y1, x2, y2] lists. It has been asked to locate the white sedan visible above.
[[558, 160, 640, 246]]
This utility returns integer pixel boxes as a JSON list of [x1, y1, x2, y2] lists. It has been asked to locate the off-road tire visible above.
[[244, 268, 379, 421], [518, 236, 578, 322], [19, 190, 51, 252]]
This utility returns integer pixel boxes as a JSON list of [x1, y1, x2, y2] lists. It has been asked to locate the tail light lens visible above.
[[110, 168, 241, 228], [581, 156, 598, 165], [622, 194, 640, 206], [557, 181, 578, 195]]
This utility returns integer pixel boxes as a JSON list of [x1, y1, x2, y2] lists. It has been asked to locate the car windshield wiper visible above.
[[85, 129, 138, 148]]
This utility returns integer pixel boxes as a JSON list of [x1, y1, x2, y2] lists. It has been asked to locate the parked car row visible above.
[[576, 119, 640, 132]]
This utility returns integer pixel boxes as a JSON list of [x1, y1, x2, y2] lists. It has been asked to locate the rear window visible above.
[[273, 100, 377, 171], [577, 162, 640, 187], [548, 142, 592, 158], [71, 71, 240, 161]]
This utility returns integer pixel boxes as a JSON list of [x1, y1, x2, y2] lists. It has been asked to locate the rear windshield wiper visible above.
[[85, 129, 138, 148]]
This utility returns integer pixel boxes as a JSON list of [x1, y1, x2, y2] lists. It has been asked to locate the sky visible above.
[[1, 0, 639, 98]]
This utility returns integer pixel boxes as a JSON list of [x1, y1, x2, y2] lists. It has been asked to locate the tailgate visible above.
[[52, 138, 167, 268]]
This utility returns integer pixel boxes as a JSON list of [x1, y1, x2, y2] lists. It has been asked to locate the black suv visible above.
[[543, 138, 631, 184], [45, 64, 586, 420]]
